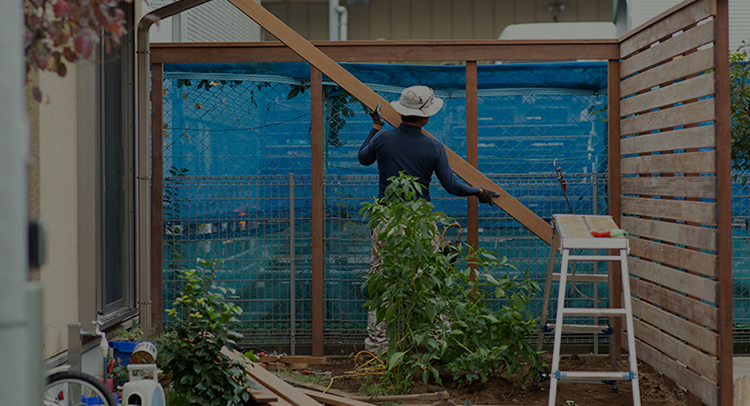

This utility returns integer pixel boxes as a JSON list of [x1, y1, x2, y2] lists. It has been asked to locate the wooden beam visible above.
[[150, 40, 619, 64], [150, 63, 164, 334], [714, 0, 733, 404], [607, 60, 622, 356], [227, 0, 553, 244], [466, 61, 478, 252], [310, 67, 324, 357]]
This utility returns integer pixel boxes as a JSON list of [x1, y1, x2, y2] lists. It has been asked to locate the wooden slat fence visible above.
[[612, 0, 732, 404]]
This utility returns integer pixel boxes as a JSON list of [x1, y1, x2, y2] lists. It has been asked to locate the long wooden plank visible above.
[[620, 176, 716, 199], [621, 196, 716, 225], [632, 297, 718, 354], [620, 98, 715, 136], [629, 257, 718, 301], [632, 340, 718, 406], [621, 216, 716, 251], [227, 0, 553, 244], [619, 0, 713, 58], [222, 348, 322, 406], [628, 237, 717, 278], [620, 125, 715, 155], [620, 72, 714, 117], [297, 389, 375, 406], [632, 318, 718, 380], [620, 48, 714, 98], [620, 151, 716, 175], [621, 20, 715, 78], [621, 151, 715, 175], [150, 40, 619, 64], [630, 276, 719, 329]]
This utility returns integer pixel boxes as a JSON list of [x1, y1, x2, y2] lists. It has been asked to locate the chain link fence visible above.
[[159, 61, 746, 350]]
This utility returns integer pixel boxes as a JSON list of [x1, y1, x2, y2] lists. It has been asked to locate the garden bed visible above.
[[288, 354, 686, 406]]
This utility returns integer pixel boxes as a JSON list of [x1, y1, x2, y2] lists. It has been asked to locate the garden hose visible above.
[[323, 350, 385, 393]]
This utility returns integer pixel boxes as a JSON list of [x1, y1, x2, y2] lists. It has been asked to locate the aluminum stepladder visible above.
[[542, 214, 640, 406]]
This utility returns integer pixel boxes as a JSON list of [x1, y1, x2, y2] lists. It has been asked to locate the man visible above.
[[358, 85, 498, 352]]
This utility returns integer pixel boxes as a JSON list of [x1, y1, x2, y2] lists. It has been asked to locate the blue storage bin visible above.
[[109, 341, 138, 367]]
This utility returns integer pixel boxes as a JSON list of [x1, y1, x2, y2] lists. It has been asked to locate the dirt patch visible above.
[[298, 354, 686, 405]]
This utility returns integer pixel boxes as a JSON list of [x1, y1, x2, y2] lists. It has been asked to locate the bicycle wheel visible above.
[[44, 370, 117, 406]]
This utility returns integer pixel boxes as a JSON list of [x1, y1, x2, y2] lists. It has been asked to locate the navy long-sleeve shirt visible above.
[[358, 123, 480, 201]]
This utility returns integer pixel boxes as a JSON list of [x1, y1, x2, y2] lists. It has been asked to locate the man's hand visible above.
[[368, 103, 384, 126], [478, 188, 499, 205]]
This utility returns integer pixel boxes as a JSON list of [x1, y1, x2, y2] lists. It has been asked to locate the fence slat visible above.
[[621, 151, 715, 175], [632, 318, 718, 380], [621, 196, 716, 225], [632, 297, 718, 354], [621, 98, 715, 136], [620, 125, 715, 155], [620, 48, 714, 98], [621, 20, 714, 78], [622, 216, 716, 251], [629, 257, 719, 302], [629, 237, 717, 278], [620, 0, 713, 58], [630, 277, 718, 329], [621, 176, 716, 199], [630, 341, 718, 406], [620, 72, 714, 117]]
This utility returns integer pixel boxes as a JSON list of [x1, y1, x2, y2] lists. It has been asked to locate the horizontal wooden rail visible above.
[[151, 40, 619, 64]]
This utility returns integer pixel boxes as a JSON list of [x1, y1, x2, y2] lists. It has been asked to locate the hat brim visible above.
[[390, 97, 444, 117]]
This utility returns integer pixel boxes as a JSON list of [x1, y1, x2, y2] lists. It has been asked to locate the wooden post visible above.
[[310, 67, 325, 356], [607, 59, 622, 358], [466, 61, 478, 256], [150, 63, 164, 334], [714, 0, 733, 404]]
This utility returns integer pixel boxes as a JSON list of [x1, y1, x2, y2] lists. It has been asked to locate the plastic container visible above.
[[130, 341, 157, 364], [109, 341, 138, 367]]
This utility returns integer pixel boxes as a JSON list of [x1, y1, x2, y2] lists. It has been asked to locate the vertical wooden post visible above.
[[150, 63, 164, 334], [466, 61, 478, 255], [714, 0, 733, 404], [607, 60, 622, 357], [310, 66, 325, 356]]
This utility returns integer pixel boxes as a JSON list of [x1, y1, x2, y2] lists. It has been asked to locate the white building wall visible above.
[[146, 0, 261, 43]]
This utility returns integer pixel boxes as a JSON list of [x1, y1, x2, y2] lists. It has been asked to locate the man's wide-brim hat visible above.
[[390, 85, 444, 117]]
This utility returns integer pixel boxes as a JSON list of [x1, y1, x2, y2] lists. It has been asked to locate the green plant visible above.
[[731, 41, 750, 180], [156, 259, 251, 406], [360, 173, 545, 393]]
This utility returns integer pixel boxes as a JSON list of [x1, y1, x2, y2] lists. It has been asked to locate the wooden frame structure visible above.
[[147, 0, 732, 403]]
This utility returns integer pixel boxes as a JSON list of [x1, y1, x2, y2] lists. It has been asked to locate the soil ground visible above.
[[295, 354, 687, 406]]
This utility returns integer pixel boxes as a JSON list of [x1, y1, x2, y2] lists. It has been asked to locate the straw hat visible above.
[[390, 85, 444, 117]]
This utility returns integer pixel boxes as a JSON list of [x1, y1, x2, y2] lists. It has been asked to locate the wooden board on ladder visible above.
[[225, 0, 553, 246], [540, 214, 640, 406]]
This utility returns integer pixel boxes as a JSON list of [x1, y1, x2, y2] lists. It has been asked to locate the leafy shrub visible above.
[[360, 173, 545, 392], [156, 260, 251, 406]]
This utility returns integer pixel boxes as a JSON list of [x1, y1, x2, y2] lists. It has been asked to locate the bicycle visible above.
[[43, 322, 118, 406]]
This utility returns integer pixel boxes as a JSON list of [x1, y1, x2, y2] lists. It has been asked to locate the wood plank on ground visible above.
[[225, 0, 553, 245], [630, 276, 718, 329], [222, 348, 322, 406], [620, 196, 715, 225], [629, 256, 718, 302], [620, 125, 715, 155]]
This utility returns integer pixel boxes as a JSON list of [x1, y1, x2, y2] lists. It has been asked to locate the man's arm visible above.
[[358, 104, 384, 166], [433, 146, 480, 197]]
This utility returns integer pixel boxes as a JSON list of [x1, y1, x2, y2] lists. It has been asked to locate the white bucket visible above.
[[130, 341, 157, 364]]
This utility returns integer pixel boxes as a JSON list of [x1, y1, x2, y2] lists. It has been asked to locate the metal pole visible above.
[[0, 0, 32, 403], [328, 0, 339, 41], [290, 173, 296, 356]]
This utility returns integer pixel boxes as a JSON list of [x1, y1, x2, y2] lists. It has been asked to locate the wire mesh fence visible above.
[[159, 60, 747, 349]]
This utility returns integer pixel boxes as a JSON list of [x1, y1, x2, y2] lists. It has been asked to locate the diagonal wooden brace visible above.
[[227, 0, 553, 245]]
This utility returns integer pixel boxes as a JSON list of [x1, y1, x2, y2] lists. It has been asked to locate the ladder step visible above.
[[562, 308, 627, 316], [553, 371, 637, 380], [567, 255, 624, 261], [552, 273, 608, 282], [544, 324, 613, 334]]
